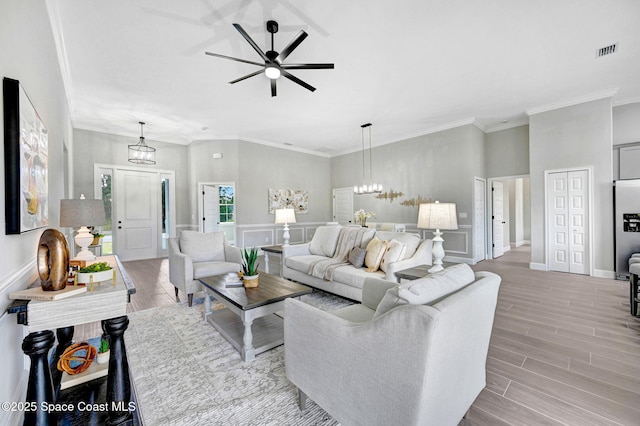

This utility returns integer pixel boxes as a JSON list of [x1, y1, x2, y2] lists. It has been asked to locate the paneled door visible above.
[[474, 177, 486, 263], [547, 170, 589, 274], [114, 169, 159, 261], [333, 188, 354, 225], [492, 181, 505, 258], [202, 184, 220, 233]]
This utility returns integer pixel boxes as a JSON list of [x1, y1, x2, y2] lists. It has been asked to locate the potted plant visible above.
[[96, 336, 110, 364], [241, 247, 260, 288], [91, 230, 105, 246], [354, 209, 376, 227]]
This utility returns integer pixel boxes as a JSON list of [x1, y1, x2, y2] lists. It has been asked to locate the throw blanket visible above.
[[308, 227, 368, 281]]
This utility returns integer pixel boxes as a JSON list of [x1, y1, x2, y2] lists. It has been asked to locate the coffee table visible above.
[[199, 271, 312, 361]]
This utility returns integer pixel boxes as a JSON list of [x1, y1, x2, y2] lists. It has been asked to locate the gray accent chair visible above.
[[284, 265, 501, 426], [168, 231, 242, 306]]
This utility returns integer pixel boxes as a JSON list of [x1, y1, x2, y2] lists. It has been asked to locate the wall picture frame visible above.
[[3, 77, 49, 234], [268, 188, 308, 214]]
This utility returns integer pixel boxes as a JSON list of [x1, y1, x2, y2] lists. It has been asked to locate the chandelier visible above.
[[353, 123, 382, 194], [128, 121, 156, 165]]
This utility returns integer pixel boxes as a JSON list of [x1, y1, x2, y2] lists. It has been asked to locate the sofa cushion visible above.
[[359, 228, 376, 249], [331, 265, 385, 289], [348, 247, 367, 268], [309, 226, 342, 257], [180, 231, 225, 262], [375, 231, 421, 259], [398, 263, 475, 304], [373, 287, 407, 319], [365, 237, 388, 272], [286, 255, 329, 274], [379, 239, 407, 273], [193, 261, 241, 279]]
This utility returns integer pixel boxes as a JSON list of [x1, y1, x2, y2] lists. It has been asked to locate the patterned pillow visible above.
[[364, 237, 388, 272], [348, 247, 367, 268], [379, 239, 407, 273]]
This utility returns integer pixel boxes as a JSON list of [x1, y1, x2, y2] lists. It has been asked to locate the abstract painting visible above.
[[3, 78, 49, 234], [268, 189, 308, 214]]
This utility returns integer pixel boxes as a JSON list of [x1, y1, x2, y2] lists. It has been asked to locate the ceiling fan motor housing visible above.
[[266, 20, 279, 34]]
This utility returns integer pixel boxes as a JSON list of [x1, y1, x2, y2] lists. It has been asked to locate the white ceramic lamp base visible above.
[[282, 223, 291, 246], [74, 226, 96, 261], [428, 230, 445, 273]]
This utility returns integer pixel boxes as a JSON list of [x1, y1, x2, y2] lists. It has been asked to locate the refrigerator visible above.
[[614, 179, 640, 279]]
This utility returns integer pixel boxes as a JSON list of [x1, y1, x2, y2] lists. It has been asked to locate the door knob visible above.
[[118, 226, 122, 229]]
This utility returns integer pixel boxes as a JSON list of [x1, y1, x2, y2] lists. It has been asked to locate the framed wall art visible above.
[[3, 77, 49, 234], [268, 189, 308, 214]]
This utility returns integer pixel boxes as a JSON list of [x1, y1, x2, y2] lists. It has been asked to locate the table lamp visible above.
[[60, 194, 106, 261], [417, 201, 458, 273], [275, 208, 296, 246]]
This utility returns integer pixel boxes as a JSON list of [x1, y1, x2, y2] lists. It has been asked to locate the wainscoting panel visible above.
[[237, 223, 326, 248], [275, 227, 304, 245], [241, 229, 275, 248]]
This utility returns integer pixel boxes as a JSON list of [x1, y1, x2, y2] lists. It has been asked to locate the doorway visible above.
[[333, 187, 354, 225], [94, 164, 176, 261], [198, 182, 236, 245], [487, 176, 531, 260]]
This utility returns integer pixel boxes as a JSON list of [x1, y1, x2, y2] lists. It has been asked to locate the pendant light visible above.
[[353, 123, 382, 194], [128, 121, 156, 165]]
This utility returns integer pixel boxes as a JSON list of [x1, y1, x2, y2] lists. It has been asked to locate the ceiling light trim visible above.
[[526, 89, 619, 116]]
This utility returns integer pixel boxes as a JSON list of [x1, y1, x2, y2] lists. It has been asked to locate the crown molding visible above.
[[613, 98, 640, 108], [45, 0, 77, 121], [526, 89, 619, 116], [485, 117, 530, 133], [74, 124, 192, 145]]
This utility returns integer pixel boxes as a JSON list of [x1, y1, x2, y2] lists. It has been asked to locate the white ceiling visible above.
[[48, 0, 640, 156]]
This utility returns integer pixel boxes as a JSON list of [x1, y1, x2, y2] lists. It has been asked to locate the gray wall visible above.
[[529, 98, 614, 275], [72, 129, 191, 227], [0, 0, 73, 420], [612, 103, 640, 180], [331, 124, 485, 262], [486, 125, 530, 178]]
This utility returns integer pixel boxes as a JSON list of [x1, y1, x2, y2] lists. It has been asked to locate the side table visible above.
[[261, 245, 284, 277], [395, 261, 458, 283], [7, 255, 136, 426]]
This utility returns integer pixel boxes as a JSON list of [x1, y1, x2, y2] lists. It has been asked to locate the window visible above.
[[219, 186, 234, 223]]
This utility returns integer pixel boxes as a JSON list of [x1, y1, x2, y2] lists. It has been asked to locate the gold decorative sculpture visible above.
[[401, 195, 434, 208], [37, 229, 70, 291], [375, 188, 405, 203]]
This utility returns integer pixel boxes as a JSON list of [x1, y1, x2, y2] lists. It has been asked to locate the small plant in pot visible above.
[[96, 336, 110, 364], [241, 247, 260, 288]]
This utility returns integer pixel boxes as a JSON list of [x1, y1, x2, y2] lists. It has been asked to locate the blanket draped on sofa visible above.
[[308, 227, 368, 281]]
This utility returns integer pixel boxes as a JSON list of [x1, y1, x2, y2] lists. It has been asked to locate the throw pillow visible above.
[[379, 239, 407, 273], [373, 287, 407, 319], [348, 247, 367, 268], [309, 226, 342, 257], [397, 264, 475, 305], [359, 228, 376, 249], [179, 230, 225, 262], [364, 237, 388, 272]]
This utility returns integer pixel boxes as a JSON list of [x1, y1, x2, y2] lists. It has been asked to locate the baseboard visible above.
[[503, 245, 511, 252], [444, 256, 473, 265], [515, 240, 530, 247], [594, 269, 616, 279], [529, 262, 547, 271]]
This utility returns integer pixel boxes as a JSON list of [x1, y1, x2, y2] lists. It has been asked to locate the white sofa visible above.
[[285, 264, 502, 425], [282, 225, 432, 302]]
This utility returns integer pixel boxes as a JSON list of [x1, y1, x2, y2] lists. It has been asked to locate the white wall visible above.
[[0, 1, 73, 423]]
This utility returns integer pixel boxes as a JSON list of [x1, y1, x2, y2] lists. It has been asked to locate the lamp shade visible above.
[[60, 197, 106, 228], [417, 201, 458, 230], [275, 208, 296, 224]]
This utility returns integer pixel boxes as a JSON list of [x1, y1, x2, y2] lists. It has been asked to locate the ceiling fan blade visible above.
[[232, 23, 270, 62], [229, 69, 264, 84], [205, 51, 263, 67], [282, 63, 334, 70], [276, 30, 308, 63], [281, 70, 316, 92], [271, 79, 277, 97]]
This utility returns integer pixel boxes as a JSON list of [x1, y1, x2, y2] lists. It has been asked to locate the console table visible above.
[[261, 245, 284, 277], [395, 262, 458, 282], [7, 255, 136, 426]]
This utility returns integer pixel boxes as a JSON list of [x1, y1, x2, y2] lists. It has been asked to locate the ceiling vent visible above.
[[597, 43, 618, 58]]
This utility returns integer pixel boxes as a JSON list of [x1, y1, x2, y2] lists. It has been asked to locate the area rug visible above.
[[124, 291, 353, 425]]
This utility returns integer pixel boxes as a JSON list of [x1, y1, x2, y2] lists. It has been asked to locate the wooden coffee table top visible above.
[[199, 271, 312, 311]]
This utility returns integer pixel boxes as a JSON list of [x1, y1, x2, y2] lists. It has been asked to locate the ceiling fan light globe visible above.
[[265, 66, 281, 79]]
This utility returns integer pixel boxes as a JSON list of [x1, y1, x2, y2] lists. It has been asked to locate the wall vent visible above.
[[597, 43, 618, 58]]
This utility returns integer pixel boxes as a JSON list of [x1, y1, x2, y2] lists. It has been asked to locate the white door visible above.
[[333, 188, 354, 225], [547, 170, 589, 274], [492, 181, 505, 258], [474, 178, 486, 263], [203, 185, 220, 233], [114, 169, 159, 261]]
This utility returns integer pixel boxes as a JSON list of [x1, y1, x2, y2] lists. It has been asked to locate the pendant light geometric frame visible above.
[[128, 121, 156, 165], [353, 123, 382, 195]]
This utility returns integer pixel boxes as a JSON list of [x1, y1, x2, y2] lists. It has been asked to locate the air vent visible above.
[[597, 43, 618, 58]]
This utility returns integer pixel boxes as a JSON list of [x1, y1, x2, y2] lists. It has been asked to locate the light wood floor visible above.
[[77, 247, 640, 425]]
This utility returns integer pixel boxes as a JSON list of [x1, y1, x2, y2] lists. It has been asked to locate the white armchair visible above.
[[284, 264, 501, 426], [168, 231, 242, 306]]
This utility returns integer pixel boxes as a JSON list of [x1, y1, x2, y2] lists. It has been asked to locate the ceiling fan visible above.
[[205, 20, 334, 97]]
